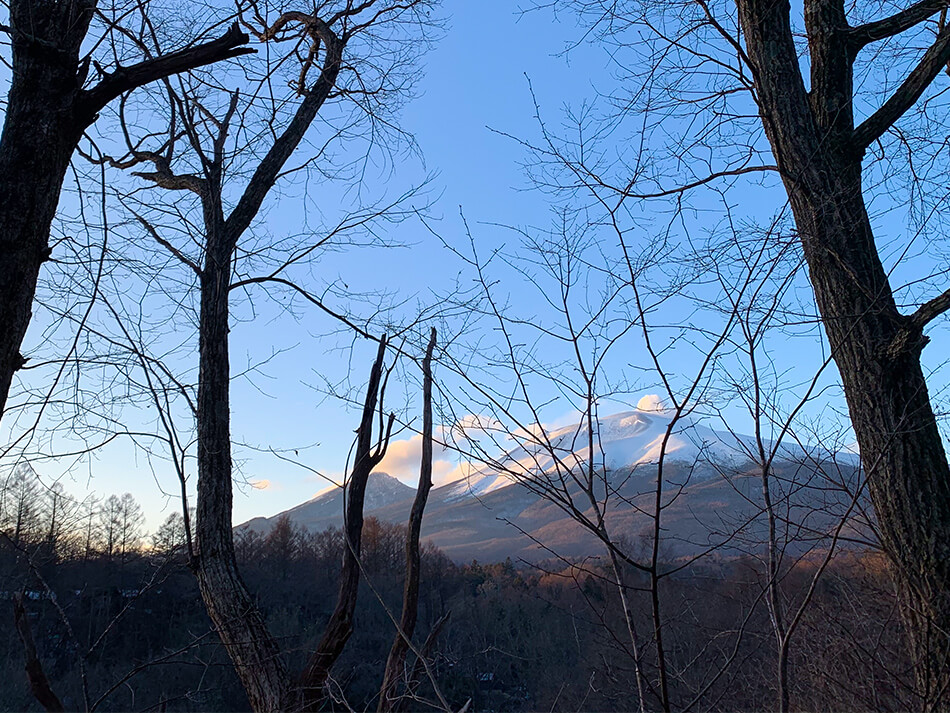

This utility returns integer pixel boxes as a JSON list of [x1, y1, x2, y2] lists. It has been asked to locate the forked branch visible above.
[[297, 335, 394, 710], [887, 285, 950, 357]]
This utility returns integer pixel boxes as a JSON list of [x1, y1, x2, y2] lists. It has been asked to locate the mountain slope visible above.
[[240, 472, 414, 534], [240, 408, 867, 562]]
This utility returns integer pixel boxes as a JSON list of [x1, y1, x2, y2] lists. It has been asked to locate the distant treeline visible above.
[[0, 473, 914, 713]]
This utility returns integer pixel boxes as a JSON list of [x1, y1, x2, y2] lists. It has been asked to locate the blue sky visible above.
[[3, 1, 620, 530], [5, 0, 950, 535]]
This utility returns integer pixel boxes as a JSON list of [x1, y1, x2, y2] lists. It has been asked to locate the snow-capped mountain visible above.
[[444, 402, 812, 502], [240, 472, 414, 534], [239, 404, 863, 562]]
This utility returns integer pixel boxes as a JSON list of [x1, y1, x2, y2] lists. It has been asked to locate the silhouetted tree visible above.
[[98, 493, 144, 561], [0, 0, 252, 420], [530, 0, 950, 704]]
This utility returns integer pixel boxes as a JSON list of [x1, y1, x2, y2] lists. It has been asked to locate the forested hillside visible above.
[[0, 512, 909, 712]]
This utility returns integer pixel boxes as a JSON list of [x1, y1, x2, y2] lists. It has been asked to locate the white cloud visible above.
[[431, 460, 458, 485], [377, 434, 458, 486], [250, 479, 272, 491], [637, 394, 668, 412]]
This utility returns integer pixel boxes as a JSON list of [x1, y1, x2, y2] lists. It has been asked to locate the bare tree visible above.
[[522, 0, 950, 705], [0, 0, 253, 421], [67, 3, 440, 707], [436, 212, 758, 711], [98, 492, 144, 561], [429, 183, 891, 710], [151, 510, 188, 556], [1, 462, 42, 547], [732, 7, 950, 704], [713, 244, 878, 712]]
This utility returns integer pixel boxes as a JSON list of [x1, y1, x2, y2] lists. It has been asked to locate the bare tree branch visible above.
[[851, 24, 950, 153], [908, 285, 950, 330], [78, 23, 254, 122], [850, 0, 950, 51], [224, 20, 344, 244], [229, 276, 377, 340]]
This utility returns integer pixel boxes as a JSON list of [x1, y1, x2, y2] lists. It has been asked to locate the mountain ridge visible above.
[[238, 408, 865, 562]]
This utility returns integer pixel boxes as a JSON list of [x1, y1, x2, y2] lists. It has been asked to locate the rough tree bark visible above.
[[0, 1, 251, 421], [735, 0, 950, 706], [195, 215, 294, 711], [378, 327, 437, 713]]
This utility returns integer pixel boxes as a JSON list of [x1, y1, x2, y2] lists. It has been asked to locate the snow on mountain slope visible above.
[[240, 401, 863, 562], [445, 400, 813, 501]]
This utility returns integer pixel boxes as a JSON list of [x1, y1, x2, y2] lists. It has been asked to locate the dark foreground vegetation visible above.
[[1, 512, 912, 712]]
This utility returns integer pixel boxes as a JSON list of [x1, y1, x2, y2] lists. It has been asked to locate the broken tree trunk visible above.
[[298, 336, 394, 711], [378, 327, 437, 713]]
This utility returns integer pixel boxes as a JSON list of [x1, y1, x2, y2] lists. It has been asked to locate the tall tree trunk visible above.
[[737, 0, 950, 705], [126, 18, 344, 710], [378, 328, 437, 713], [193, 232, 292, 712], [0, 0, 92, 418], [788, 178, 950, 709]]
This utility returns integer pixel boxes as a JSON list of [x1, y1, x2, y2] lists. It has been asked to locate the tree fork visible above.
[[737, 0, 950, 705]]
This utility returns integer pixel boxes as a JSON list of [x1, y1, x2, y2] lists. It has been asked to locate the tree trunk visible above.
[[193, 232, 292, 712], [0, 1, 92, 418], [298, 336, 392, 711], [789, 180, 950, 709], [378, 328, 437, 713], [737, 0, 950, 705]]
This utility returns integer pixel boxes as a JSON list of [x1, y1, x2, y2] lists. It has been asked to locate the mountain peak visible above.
[[443, 407, 817, 501], [238, 471, 415, 533]]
